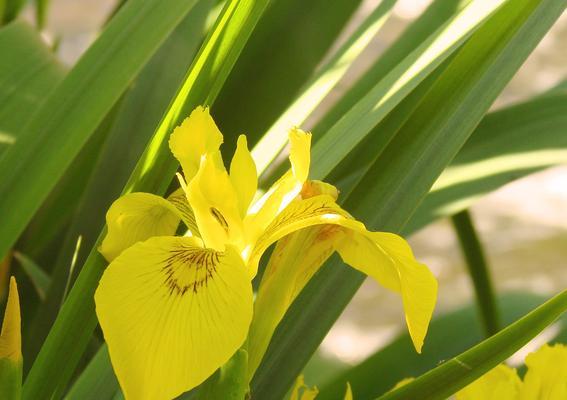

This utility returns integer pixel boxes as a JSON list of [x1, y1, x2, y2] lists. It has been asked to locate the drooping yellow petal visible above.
[[95, 236, 253, 400], [336, 231, 437, 353], [230, 135, 257, 217], [519, 344, 567, 400], [245, 129, 312, 243], [290, 375, 318, 400], [99, 192, 182, 262], [248, 194, 436, 353], [168, 106, 223, 181], [187, 152, 243, 250], [0, 277, 22, 400], [456, 365, 521, 400]]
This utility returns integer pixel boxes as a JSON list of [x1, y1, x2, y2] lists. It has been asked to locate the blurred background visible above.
[[23, 0, 567, 379]]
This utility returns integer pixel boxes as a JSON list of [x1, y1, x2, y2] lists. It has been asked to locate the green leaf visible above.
[[310, 0, 507, 180], [316, 292, 551, 399], [314, 0, 472, 135], [378, 290, 567, 400], [451, 210, 499, 336], [250, 0, 566, 397], [213, 0, 364, 150], [24, 0, 214, 366], [407, 89, 567, 233], [252, 0, 396, 175], [12, 252, 50, 301], [0, 0, 25, 25], [0, 0, 202, 261], [23, 0, 272, 398], [194, 349, 249, 400], [0, 21, 65, 154], [65, 345, 119, 400]]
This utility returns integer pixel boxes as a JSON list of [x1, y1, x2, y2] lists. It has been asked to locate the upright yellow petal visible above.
[[245, 129, 312, 243], [456, 365, 521, 400], [95, 236, 253, 400], [0, 277, 22, 400], [289, 128, 311, 183], [187, 152, 243, 250], [230, 135, 257, 217], [519, 344, 567, 400], [168, 106, 223, 181], [99, 192, 183, 262], [166, 188, 200, 237]]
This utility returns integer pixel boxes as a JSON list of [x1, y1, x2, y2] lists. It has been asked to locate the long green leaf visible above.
[[250, 0, 565, 397], [379, 290, 567, 400], [313, 0, 472, 135], [407, 89, 567, 233], [0, 0, 201, 261], [213, 0, 364, 151], [451, 210, 499, 336], [65, 345, 118, 400], [310, 0, 507, 180], [252, 0, 396, 175], [0, 21, 65, 154], [23, 0, 271, 398], [316, 292, 554, 399]]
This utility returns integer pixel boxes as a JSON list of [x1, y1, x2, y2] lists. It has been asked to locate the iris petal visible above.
[[95, 236, 253, 400]]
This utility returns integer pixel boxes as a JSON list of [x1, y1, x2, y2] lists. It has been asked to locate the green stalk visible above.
[[378, 289, 567, 400], [451, 210, 499, 336], [23, 0, 271, 398]]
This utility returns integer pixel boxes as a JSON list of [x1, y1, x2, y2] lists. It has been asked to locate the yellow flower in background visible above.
[[95, 106, 437, 399], [457, 344, 567, 400], [290, 375, 352, 400]]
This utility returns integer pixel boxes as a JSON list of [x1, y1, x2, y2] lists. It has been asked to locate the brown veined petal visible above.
[[95, 236, 253, 400], [167, 188, 200, 237], [248, 194, 437, 353]]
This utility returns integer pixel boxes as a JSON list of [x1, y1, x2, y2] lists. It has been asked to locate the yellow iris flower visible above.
[[457, 344, 567, 400], [95, 106, 437, 400]]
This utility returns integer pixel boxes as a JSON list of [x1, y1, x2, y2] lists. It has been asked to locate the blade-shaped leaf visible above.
[[379, 290, 567, 400], [0, 0, 201, 261], [250, 0, 566, 397]]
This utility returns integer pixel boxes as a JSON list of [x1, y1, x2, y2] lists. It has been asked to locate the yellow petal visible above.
[[168, 106, 223, 181], [519, 344, 567, 400], [245, 129, 312, 243], [230, 135, 258, 217], [248, 195, 436, 353], [187, 152, 243, 250], [0, 277, 21, 362], [166, 188, 200, 237], [290, 375, 318, 400], [336, 231, 437, 353], [289, 128, 311, 183], [248, 223, 338, 376], [99, 192, 182, 262], [344, 382, 353, 400], [456, 365, 521, 400], [95, 236, 253, 400]]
